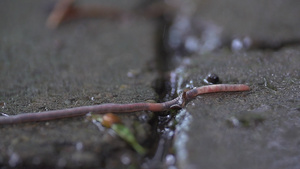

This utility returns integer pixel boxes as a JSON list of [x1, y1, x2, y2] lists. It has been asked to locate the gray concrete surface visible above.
[[0, 0, 158, 168], [174, 0, 300, 169], [1, 0, 300, 169], [176, 47, 300, 169], [195, 0, 300, 41]]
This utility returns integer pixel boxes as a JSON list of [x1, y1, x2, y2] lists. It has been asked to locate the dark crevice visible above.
[[144, 14, 185, 169]]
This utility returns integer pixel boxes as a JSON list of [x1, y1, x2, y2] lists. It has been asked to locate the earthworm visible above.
[[0, 84, 250, 124], [185, 84, 250, 100]]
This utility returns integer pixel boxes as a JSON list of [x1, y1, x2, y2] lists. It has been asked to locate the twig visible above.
[[0, 84, 249, 125]]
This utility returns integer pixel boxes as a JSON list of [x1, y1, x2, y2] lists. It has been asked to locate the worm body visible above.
[[0, 84, 249, 124], [186, 84, 250, 99]]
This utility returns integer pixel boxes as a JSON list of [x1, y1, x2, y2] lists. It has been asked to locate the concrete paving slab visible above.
[[174, 0, 300, 168], [0, 0, 158, 168], [176, 47, 300, 169]]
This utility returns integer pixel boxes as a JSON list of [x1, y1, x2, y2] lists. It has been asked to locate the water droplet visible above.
[[121, 153, 131, 165], [231, 36, 252, 51], [165, 154, 176, 165], [1, 113, 9, 117], [227, 116, 240, 127], [8, 153, 20, 167], [76, 142, 83, 151], [127, 69, 140, 78], [185, 80, 194, 89], [184, 36, 199, 53], [231, 39, 243, 51]]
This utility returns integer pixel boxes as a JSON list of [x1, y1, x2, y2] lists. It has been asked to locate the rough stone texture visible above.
[[1, 0, 300, 168], [0, 0, 158, 168], [176, 47, 300, 169], [175, 0, 300, 169]]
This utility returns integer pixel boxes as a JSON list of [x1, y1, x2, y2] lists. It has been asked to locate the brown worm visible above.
[[0, 84, 250, 125], [185, 84, 250, 100]]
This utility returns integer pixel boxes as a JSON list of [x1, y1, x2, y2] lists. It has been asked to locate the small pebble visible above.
[[204, 73, 220, 84], [121, 153, 131, 165], [101, 113, 122, 128]]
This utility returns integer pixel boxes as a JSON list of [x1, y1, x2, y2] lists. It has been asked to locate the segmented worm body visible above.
[[0, 84, 249, 124], [185, 84, 250, 99]]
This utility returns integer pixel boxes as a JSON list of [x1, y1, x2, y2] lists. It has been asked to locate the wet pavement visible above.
[[174, 0, 300, 169], [1, 0, 300, 169], [0, 0, 158, 168], [175, 47, 300, 169]]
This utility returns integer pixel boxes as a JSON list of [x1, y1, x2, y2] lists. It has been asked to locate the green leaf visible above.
[[112, 124, 147, 155]]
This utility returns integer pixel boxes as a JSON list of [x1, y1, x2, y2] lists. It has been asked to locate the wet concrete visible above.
[[176, 47, 300, 169], [0, 0, 158, 168], [1, 0, 300, 169], [174, 0, 300, 169]]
